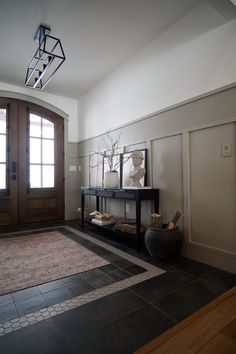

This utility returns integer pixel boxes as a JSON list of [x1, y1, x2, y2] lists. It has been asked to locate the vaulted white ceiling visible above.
[[0, 0, 235, 99]]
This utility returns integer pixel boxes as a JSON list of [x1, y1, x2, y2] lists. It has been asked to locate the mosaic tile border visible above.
[[0, 225, 165, 337]]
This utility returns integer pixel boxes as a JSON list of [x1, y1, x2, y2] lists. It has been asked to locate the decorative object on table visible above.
[[101, 130, 122, 188], [104, 170, 120, 188], [151, 213, 162, 229], [129, 150, 146, 187], [121, 149, 147, 188], [90, 130, 123, 188], [102, 134, 132, 188], [145, 226, 183, 259]]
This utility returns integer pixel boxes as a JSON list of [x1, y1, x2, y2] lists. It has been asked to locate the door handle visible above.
[[11, 161, 18, 180], [12, 161, 18, 173]]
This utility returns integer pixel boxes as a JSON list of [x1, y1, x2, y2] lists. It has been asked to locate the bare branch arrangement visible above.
[[89, 130, 129, 170], [102, 130, 122, 172]]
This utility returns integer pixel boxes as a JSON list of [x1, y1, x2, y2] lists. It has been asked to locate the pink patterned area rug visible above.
[[0, 230, 109, 295]]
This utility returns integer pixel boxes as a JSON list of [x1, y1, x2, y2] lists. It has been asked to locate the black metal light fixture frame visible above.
[[25, 25, 66, 89]]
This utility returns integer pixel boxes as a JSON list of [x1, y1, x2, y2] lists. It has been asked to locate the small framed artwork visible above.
[[121, 149, 147, 188]]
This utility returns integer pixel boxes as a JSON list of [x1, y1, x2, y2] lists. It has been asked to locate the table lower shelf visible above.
[[83, 219, 145, 239]]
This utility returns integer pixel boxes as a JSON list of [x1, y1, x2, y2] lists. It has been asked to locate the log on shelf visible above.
[[115, 223, 145, 235]]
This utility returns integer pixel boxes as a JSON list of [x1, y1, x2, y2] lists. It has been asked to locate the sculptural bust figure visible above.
[[129, 150, 146, 187]]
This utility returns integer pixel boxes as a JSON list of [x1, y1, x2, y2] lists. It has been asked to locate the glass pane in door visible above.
[[0, 109, 6, 134], [30, 138, 41, 163], [30, 114, 41, 137], [0, 109, 6, 189], [42, 165, 54, 187], [42, 118, 54, 138], [30, 165, 41, 188], [0, 135, 6, 162], [0, 164, 6, 189], [42, 139, 54, 164]]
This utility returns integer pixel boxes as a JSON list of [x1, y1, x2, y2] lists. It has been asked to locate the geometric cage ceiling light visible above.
[[25, 24, 66, 90]]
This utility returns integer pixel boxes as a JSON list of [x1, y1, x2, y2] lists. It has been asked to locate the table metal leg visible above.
[[81, 193, 85, 229]]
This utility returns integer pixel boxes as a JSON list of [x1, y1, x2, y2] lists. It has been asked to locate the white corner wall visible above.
[[0, 81, 78, 142], [78, 16, 236, 141]]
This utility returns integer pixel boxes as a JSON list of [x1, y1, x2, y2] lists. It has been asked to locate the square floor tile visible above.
[[68, 279, 95, 296], [43, 287, 74, 306], [130, 269, 194, 302], [171, 257, 216, 277], [107, 268, 131, 281], [203, 269, 236, 290], [142, 256, 173, 271], [38, 279, 64, 293], [99, 264, 118, 274], [80, 269, 116, 288], [15, 294, 47, 316], [153, 278, 226, 321], [0, 317, 72, 354], [68, 304, 175, 354], [61, 273, 84, 286], [12, 287, 40, 302], [125, 264, 146, 275], [0, 293, 13, 307], [112, 257, 134, 270], [53, 289, 147, 345], [0, 302, 17, 323]]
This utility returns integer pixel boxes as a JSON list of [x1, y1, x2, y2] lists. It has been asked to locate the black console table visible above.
[[80, 187, 159, 251]]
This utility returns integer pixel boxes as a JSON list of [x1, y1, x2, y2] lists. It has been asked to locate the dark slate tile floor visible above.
[[152, 278, 226, 322], [0, 220, 236, 354]]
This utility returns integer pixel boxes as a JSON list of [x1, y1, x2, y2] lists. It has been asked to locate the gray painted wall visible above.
[[65, 142, 79, 220], [76, 87, 236, 273]]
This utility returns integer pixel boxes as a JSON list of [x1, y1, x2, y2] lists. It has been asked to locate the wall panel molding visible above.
[[77, 86, 236, 273]]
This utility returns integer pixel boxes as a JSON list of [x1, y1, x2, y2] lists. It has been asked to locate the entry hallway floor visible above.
[[0, 220, 236, 354]]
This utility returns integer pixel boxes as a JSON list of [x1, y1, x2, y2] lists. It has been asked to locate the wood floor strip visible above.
[[196, 333, 236, 354], [135, 286, 236, 354]]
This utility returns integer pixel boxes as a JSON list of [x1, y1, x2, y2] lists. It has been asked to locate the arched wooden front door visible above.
[[0, 98, 64, 225]]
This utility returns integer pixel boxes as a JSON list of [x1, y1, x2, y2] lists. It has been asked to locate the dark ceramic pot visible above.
[[144, 227, 183, 259]]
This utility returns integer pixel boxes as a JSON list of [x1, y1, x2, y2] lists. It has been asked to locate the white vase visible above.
[[104, 171, 119, 188]]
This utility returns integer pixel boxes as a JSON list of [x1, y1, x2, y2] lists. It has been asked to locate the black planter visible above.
[[144, 227, 183, 259]]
